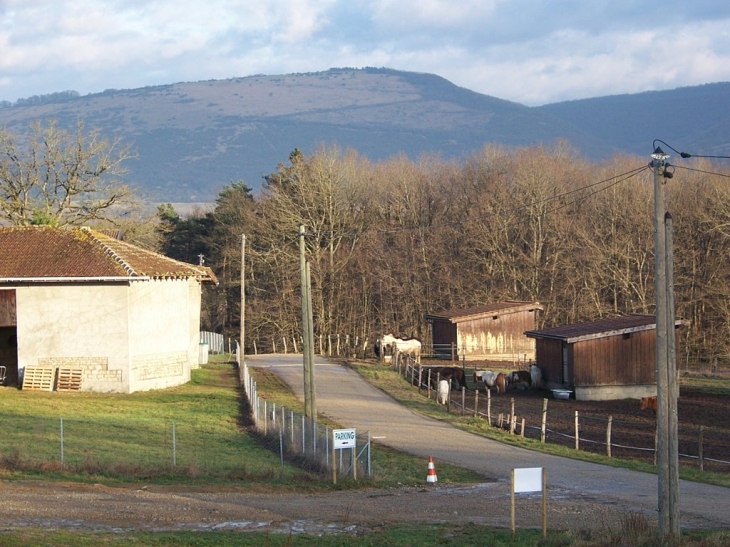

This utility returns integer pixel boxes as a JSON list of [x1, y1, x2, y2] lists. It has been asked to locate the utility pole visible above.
[[305, 261, 316, 418], [299, 224, 313, 418], [240, 234, 246, 367], [651, 147, 680, 539]]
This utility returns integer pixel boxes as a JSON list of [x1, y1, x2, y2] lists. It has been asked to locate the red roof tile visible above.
[[0, 226, 216, 282]]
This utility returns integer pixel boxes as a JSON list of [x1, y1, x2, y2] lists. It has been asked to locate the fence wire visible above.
[[240, 361, 371, 481], [394, 354, 730, 473]]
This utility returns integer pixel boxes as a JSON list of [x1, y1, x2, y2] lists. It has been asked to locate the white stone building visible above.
[[0, 226, 217, 393]]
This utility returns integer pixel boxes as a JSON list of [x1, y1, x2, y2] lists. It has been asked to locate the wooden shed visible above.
[[425, 301, 543, 362], [524, 314, 688, 401]]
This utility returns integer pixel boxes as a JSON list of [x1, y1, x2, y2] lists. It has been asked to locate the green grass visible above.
[[0, 356, 315, 486], [2, 522, 729, 546]]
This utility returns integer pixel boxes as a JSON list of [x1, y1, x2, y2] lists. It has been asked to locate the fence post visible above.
[[283, 337, 288, 354], [487, 388, 491, 425], [367, 431, 372, 478], [699, 426, 704, 471], [172, 422, 177, 467], [541, 398, 548, 443], [574, 411, 579, 450], [461, 386, 466, 416], [474, 389, 479, 418], [60, 417, 64, 466], [520, 418, 525, 437], [418, 366, 422, 393], [607, 416, 613, 457], [510, 398, 516, 435]]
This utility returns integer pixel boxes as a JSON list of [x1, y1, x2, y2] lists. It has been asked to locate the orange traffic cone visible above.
[[426, 456, 438, 484]]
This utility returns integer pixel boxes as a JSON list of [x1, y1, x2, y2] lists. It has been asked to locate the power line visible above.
[[653, 139, 730, 160], [673, 165, 730, 179]]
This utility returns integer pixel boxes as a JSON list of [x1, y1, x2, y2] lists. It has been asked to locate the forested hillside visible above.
[[157, 143, 730, 367]]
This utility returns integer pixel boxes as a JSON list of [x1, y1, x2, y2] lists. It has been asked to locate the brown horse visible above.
[[430, 367, 466, 390]]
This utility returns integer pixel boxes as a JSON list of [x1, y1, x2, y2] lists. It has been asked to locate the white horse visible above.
[[381, 334, 422, 363], [437, 379, 450, 405]]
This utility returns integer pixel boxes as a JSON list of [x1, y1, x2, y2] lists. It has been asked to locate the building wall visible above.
[[455, 311, 537, 361], [127, 278, 199, 392], [15, 283, 130, 392], [535, 338, 564, 387], [13, 278, 203, 394], [572, 329, 656, 387]]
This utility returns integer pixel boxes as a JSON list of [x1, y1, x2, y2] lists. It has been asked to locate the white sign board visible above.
[[513, 467, 544, 493], [333, 428, 356, 449]]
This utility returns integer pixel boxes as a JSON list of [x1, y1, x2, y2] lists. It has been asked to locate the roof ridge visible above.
[[79, 227, 137, 276]]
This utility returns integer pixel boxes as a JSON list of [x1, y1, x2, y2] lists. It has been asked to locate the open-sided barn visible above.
[[425, 301, 543, 362], [525, 314, 688, 401], [0, 226, 217, 393]]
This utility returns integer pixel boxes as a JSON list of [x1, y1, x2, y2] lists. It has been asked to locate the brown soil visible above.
[[417, 360, 730, 474], [0, 479, 654, 536]]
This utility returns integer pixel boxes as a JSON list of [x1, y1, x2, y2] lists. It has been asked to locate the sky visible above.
[[2, 1, 730, 107]]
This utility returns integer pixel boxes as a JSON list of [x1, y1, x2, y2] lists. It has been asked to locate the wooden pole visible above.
[[510, 398, 516, 435], [474, 389, 479, 418], [574, 410, 579, 450], [352, 446, 357, 480], [665, 212, 681, 531], [607, 415, 613, 457], [520, 418, 525, 437], [461, 386, 465, 416], [240, 234, 246, 365], [699, 426, 704, 472], [487, 388, 491, 425], [418, 366, 422, 393], [542, 467, 548, 538], [511, 468, 516, 537], [541, 398, 548, 443], [299, 225, 311, 418]]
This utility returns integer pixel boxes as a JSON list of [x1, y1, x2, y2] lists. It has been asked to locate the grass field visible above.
[[0, 357, 315, 485]]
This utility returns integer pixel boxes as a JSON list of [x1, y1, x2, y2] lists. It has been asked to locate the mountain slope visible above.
[[0, 68, 608, 201], [2, 68, 728, 201]]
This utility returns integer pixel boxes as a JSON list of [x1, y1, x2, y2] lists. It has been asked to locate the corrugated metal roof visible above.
[[0, 226, 217, 283], [426, 300, 543, 322], [525, 314, 661, 342]]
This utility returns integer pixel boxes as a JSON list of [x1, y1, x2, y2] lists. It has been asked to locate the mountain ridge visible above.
[[1, 68, 726, 201]]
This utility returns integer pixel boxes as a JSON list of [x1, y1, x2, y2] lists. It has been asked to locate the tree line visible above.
[[3, 120, 729, 365], [156, 143, 730, 366]]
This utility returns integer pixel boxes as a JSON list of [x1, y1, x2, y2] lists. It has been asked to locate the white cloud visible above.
[[2, 0, 730, 105]]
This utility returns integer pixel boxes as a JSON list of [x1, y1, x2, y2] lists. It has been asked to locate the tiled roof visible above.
[[426, 301, 543, 321], [0, 226, 217, 282], [525, 314, 661, 342]]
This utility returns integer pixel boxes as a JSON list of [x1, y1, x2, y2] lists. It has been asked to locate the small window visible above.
[[623, 333, 631, 339]]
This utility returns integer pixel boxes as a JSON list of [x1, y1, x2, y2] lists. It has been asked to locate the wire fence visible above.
[[0, 413, 253, 477], [393, 354, 730, 474], [240, 360, 372, 482]]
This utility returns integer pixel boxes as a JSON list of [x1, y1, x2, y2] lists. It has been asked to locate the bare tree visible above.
[[0, 119, 135, 226]]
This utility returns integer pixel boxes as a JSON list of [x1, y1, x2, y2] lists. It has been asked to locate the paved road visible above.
[[246, 354, 730, 529]]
